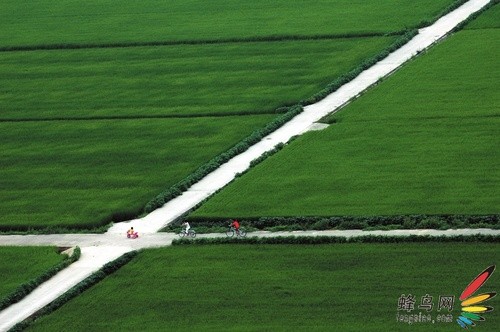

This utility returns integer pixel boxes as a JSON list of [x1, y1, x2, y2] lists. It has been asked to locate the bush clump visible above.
[[172, 234, 500, 246]]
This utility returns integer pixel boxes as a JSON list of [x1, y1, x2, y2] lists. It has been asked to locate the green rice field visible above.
[[0, 36, 397, 230], [25, 243, 500, 331], [190, 21, 500, 219], [0, 116, 276, 229], [0, 0, 460, 47], [0, 0, 487, 231], [465, 1, 500, 29], [0, 247, 64, 301], [0, 38, 396, 120]]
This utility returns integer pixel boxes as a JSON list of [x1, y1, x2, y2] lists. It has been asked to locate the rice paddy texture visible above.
[[1, 0, 460, 48], [0, 38, 396, 120], [25, 243, 500, 331], [191, 13, 500, 219], [0, 0, 472, 230], [0, 116, 275, 229], [0, 247, 64, 300]]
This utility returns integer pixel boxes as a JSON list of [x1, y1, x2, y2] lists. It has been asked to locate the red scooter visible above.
[[126, 231, 139, 239]]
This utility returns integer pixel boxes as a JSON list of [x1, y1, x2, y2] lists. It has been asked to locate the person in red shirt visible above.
[[230, 219, 240, 233]]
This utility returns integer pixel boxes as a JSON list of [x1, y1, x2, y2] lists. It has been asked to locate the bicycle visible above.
[[226, 226, 246, 238], [179, 229, 196, 238]]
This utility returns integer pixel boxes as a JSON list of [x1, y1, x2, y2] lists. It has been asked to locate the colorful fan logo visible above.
[[457, 265, 496, 329]]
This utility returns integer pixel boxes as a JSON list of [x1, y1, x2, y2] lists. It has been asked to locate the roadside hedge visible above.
[[182, 215, 499, 232], [9, 250, 137, 332], [143, 30, 423, 217], [452, 0, 498, 32], [172, 234, 500, 246], [416, 0, 469, 28], [0, 247, 81, 312], [143, 106, 303, 214], [298, 29, 418, 106]]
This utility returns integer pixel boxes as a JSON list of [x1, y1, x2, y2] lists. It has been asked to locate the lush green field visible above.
[[0, 116, 277, 229], [0, 36, 398, 230], [26, 243, 500, 331], [0, 247, 64, 300], [465, 1, 500, 29], [190, 28, 499, 219], [0, 0, 460, 47], [0, 0, 479, 230], [0, 38, 396, 120]]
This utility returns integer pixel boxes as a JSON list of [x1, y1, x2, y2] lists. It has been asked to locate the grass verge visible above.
[[0, 247, 79, 310], [0, 0, 461, 48], [19, 243, 500, 331], [190, 25, 499, 220], [0, 116, 274, 230], [0, 38, 396, 120]]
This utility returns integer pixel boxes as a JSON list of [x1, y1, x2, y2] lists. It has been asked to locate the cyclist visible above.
[[182, 221, 191, 235], [230, 219, 240, 234]]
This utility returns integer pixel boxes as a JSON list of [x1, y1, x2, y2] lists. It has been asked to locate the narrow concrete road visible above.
[[1, 228, 499, 248], [0, 233, 177, 249], [0, 1, 493, 331]]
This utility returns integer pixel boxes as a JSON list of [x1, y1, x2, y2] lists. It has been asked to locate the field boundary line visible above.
[[0, 112, 278, 124], [0, 32, 401, 53]]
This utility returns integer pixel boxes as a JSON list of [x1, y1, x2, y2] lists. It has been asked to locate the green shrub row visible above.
[[0, 247, 81, 312], [147, 31, 423, 217], [172, 234, 500, 246], [298, 29, 418, 106], [9, 250, 137, 332], [248, 143, 285, 169], [143, 106, 302, 213], [160, 140, 291, 234], [416, 0, 469, 28], [0, 32, 403, 53], [452, 0, 498, 32], [183, 215, 499, 231]]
